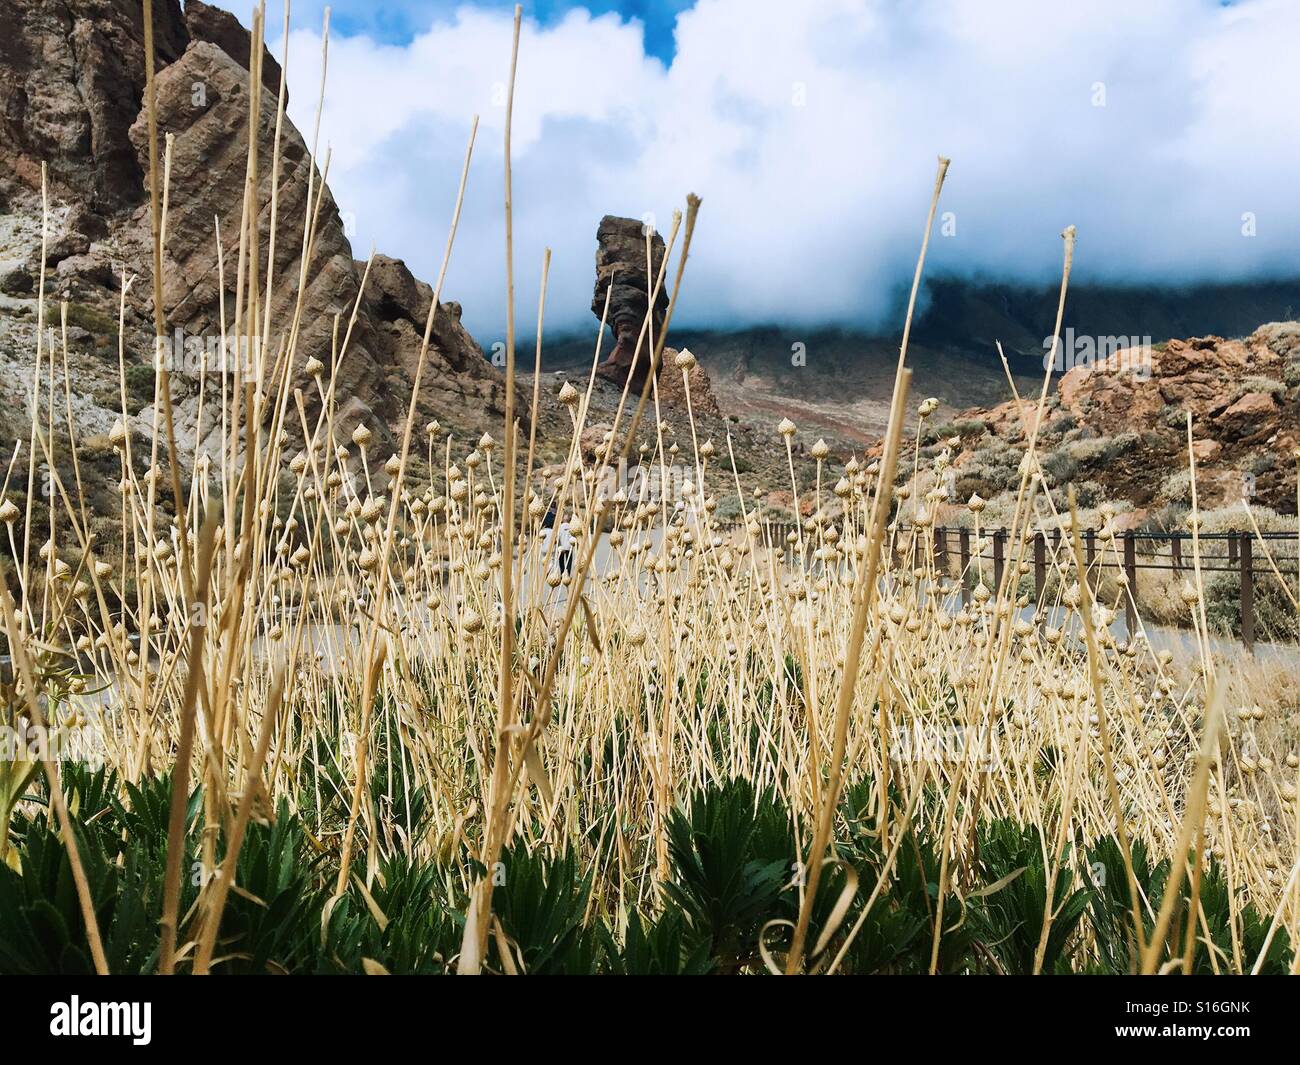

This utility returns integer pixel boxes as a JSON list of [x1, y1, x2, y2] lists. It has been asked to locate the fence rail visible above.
[[733, 520, 1299, 652]]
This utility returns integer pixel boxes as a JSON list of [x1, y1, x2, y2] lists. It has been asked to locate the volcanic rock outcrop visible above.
[[0, 0, 509, 467], [933, 323, 1300, 517], [591, 214, 721, 416]]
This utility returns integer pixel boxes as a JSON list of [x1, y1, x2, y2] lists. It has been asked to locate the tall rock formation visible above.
[[591, 214, 721, 415]]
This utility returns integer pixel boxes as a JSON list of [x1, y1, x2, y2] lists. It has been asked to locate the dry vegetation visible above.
[[1, 4, 1298, 976]]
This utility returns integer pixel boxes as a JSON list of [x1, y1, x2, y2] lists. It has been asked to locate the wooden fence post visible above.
[[1123, 530, 1138, 637], [959, 527, 971, 607], [1240, 532, 1254, 652], [1171, 533, 1182, 572], [1033, 532, 1046, 605], [1085, 527, 1096, 569], [993, 528, 1006, 592]]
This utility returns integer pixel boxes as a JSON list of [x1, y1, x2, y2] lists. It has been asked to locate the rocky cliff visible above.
[[0, 0, 508, 470]]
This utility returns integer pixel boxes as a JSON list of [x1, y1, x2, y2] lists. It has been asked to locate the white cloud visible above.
[[255, 0, 1300, 340]]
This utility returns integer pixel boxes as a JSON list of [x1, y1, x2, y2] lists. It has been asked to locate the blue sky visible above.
[[219, 1, 1300, 340], [233, 1, 695, 62]]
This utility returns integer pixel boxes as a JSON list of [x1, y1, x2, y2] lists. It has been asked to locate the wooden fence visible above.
[[732, 521, 1300, 652]]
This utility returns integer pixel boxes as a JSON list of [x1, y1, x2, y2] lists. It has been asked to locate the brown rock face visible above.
[[0, 0, 187, 214], [592, 215, 666, 387], [944, 324, 1299, 513], [184, 0, 284, 100], [656, 349, 722, 417], [590, 215, 723, 416], [1215, 391, 1278, 444], [0, 2, 510, 465]]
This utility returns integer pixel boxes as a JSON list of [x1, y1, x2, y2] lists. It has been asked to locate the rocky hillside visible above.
[[0, 0, 508, 473], [920, 322, 1300, 526]]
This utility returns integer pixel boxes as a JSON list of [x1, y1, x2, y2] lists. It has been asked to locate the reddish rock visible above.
[[1214, 391, 1278, 443], [0, 0, 188, 215], [924, 325, 1298, 515], [763, 489, 816, 518], [656, 348, 722, 417]]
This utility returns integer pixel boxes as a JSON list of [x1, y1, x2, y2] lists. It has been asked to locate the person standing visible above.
[[556, 514, 574, 577]]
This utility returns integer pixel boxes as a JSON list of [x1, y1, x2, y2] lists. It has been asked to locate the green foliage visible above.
[[922, 417, 988, 447], [661, 778, 795, 971], [124, 363, 156, 413], [1203, 569, 1300, 642], [600, 905, 713, 975], [970, 819, 1090, 974], [490, 842, 601, 974], [0, 769, 1290, 975], [1283, 356, 1300, 389], [323, 855, 461, 974]]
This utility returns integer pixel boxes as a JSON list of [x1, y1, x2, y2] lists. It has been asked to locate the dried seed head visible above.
[[351, 424, 373, 447], [777, 417, 797, 438], [558, 381, 580, 406], [305, 356, 324, 377], [0, 498, 18, 524], [674, 348, 697, 370], [810, 438, 830, 460]]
